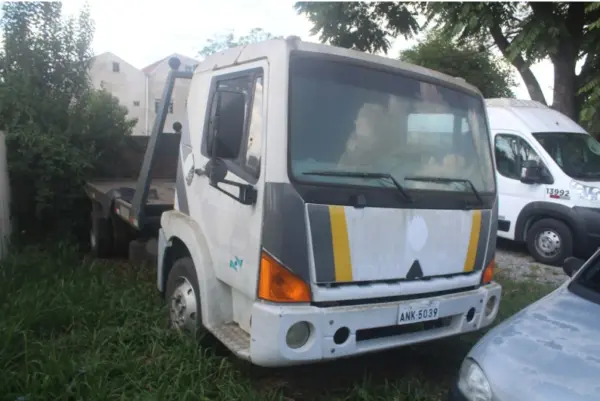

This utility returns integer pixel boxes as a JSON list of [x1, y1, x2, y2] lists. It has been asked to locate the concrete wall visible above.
[[89, 52, 149, 136], [0, 131, 10, 259]]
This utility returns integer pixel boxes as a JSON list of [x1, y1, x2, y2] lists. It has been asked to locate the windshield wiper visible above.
[[302, 170, 412, 202], [404, 175, 483, 206]]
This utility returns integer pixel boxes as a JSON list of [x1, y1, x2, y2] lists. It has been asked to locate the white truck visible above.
[[486, 98, 600, 266], [85, 37, 501, 367]]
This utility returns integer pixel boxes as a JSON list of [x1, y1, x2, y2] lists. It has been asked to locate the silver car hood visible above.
[[470, 285, 600, 401]]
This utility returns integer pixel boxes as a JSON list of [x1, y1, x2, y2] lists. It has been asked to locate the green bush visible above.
[[0, 2, 136, 244]]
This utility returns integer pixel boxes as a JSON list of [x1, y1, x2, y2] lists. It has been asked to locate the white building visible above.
[[90, 52, 199, 136]]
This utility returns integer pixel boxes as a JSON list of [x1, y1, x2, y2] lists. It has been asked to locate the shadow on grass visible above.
[[0, 245, 557, 401]]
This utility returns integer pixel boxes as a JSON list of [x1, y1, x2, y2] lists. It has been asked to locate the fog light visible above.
[[485, 296, 497, 317], [286, 321, 311, 349]]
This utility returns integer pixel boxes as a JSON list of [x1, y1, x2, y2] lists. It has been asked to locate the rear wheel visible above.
[[90, 213, 113, 258], [526, 218, 573, 266], [165, 257, 203, 337], [111, 215, 133, 258]]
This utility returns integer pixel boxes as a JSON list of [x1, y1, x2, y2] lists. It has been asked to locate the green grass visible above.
[[0, 245, 557, 401]]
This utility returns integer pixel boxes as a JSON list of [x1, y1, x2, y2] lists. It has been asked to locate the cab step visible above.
[[211, 322, 251, 360]]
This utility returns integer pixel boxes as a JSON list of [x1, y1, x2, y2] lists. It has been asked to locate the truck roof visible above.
[[485, 97, 587, 135], [196, 36, 483, 97]]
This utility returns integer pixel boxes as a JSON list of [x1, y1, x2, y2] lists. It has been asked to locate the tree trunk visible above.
[[551, 50, 577, 120], [487, 24, 547, 104]]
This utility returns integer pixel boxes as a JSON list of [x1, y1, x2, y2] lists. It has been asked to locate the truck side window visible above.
[[245, 76, 263, 177], [202, 70, 264, 183], [495, 134, 542, 179]]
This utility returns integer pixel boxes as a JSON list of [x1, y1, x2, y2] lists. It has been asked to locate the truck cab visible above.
[[487, 98, 600, 266], [143, 37, 502, 367]]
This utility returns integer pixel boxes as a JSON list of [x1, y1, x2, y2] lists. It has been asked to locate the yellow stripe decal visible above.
[[329, 205, 353, 282], [464, 210, 482, 272]]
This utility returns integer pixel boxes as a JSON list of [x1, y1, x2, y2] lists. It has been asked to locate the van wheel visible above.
[[165, 257, 203, 337], [526, 218, 573, 266], [90, 213, 113, 258]]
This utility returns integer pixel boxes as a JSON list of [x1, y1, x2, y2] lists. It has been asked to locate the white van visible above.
[[486, 98, 600, 266]]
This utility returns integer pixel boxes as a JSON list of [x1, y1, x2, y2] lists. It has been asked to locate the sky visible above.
[[61, 0, 555, 104]]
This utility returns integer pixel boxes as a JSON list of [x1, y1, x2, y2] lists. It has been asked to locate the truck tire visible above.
[[111, 215, 133, 258], [90, 213, 113, 258], [165, 257, 203, 337], [526, 218, 573, 266]]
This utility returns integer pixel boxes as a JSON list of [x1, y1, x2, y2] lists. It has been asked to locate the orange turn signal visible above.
[[258, 251, 311, 303], [482, 258, 495, 284]]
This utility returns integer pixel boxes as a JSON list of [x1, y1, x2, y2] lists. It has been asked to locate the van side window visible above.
[[495, 134, 542, 179], [202, 70, 264, 183]]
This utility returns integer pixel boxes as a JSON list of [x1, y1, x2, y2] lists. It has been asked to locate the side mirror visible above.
[[207, 90, 245, 160], [520, 160, 544, 184], [205, 158, 228, 185], [563, 256, 585, 277], [203, 158, 257, 206]]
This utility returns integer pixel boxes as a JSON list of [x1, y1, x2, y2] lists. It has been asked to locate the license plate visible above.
[[397, 300, 440, 325]]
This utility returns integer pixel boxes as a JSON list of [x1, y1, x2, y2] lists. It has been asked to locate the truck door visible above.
[[185, 60, 268, 308], [493, 130, 549, 240]]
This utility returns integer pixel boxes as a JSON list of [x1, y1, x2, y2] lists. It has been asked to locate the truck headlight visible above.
[[457, 358, 493, 401], [571, 181, 600, 202]]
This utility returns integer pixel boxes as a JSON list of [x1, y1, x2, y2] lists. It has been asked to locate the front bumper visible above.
[[249, 282, 502, 367]]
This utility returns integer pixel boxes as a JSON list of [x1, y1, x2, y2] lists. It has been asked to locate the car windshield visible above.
[[288, 56, 496, 194], [571, 256, 600, 304], [532, 132, 600, 180]]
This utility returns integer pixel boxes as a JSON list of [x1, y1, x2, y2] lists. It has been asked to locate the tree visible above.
[[425, 2, 600, 121], [400, 32, 516, 98], [579, 3, 600, 133], [0, 2, 136, 243], [198, 28, 282, 58], [294, 2, 419, 53], [295, 2, 600, 123]]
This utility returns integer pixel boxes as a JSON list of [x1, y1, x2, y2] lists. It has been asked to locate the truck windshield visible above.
[[533, 132, 600, 180], [288, 56, 496, 195]]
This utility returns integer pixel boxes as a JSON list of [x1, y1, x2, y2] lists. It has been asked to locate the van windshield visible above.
[[533, 132, 600, 180], [288, 56, 496, 195]]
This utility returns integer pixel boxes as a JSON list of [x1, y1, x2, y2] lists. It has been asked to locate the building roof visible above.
[[141, 53, 199, 74], [92, 51, 198, 75]]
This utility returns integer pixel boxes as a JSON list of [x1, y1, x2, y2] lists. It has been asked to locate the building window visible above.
[[112, 62, 120, 72], [155, 99, 174, 114], [185, 65, 193, 72], [133, 101, 140, 107]]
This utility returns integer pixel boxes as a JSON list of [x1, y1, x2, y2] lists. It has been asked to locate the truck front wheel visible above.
[[526, 218, 573, 266], [165, 257, 203, 337]]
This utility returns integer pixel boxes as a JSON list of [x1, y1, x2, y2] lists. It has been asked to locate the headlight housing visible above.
[[571, 181, 600, 202], [457, 358, 493, 401]]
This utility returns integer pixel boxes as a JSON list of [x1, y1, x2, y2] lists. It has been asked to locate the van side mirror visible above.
[[520, 160, 550, 184], [520, 160, 541, 183], [563, 256, 584, 277], [207, 90, 246, 160]]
